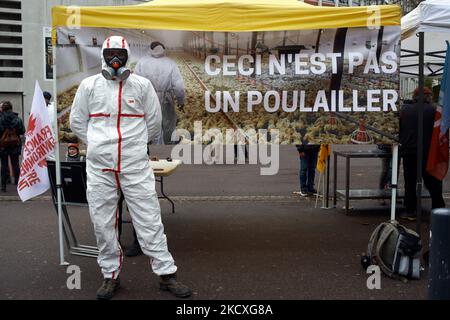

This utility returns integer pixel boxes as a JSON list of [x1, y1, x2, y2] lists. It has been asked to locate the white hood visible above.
[[150, 45, 165, 58], [101, 35, 131, 70]]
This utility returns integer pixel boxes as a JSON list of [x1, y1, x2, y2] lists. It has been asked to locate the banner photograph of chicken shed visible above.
[[52, 0, 401, 146]]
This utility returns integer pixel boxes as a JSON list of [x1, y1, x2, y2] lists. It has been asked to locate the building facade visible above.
[[0, 0, 146, 120]]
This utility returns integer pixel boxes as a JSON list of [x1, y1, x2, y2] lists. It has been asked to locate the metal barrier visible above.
[[47, 161, 99, 258], [428, 208, 450, 300]]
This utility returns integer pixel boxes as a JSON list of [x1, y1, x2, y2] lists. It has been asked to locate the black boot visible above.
[[160, 273, 192, 298], [96, 278, 120, 300], [125, 241, 143, 257], [1, 184, 6, 192], [125, 229, 142, 257]]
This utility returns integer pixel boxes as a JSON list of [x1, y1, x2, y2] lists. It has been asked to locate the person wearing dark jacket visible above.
[[295, 144, 320, 196], [0, 101, 25, 192], [399, 87, 445, 220], [0, 103, 11, 184]]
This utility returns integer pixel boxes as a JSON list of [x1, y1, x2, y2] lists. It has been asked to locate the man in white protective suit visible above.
[[135, 41, 185, 144], [70, 36, 192, 300]]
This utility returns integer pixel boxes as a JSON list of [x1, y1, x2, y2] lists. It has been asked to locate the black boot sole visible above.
[[160, 283, 192, 298], [96, 285, 120, 300]]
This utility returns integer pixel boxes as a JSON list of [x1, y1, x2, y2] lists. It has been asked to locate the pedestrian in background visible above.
[[43, 91, 57, 161], [0, 101, 25, 192], [135, 41, 185, 144], [377, 144, 393, 205], [65, 143, 85, 162], [400, 87, 445, 220], [0, 102, 10, 185], [294, 144, 320, 197]]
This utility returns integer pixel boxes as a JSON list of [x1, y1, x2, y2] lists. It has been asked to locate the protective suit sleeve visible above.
[[70, 81, 90, 144], [171, 62, 185, 106], [143, 81, 162, 143]]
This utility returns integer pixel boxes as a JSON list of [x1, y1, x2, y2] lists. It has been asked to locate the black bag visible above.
[[363, 221, 422, 280]]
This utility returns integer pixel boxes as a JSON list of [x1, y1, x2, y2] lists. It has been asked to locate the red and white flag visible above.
[[427, 42, 450, 181], [17, 81, 56, 202], [426, 105, 449, 180]]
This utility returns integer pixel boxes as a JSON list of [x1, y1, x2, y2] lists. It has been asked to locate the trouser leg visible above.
[[132, 228, 139, 246], [1, 154, 8, 186], [379, 158, 390, 189], [423, 171, 445, 209], [120, 166, 177, 276], [403, 154, 417, 213], [117, 191, 124, 241], [307, 151, 318, 191], [86, 169, 122, 279], [9, 153, 20, 184], [299, 157, 308, 191]]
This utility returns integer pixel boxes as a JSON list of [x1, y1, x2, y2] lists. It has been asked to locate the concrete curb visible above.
[[0, 195, 52, 201], [0, 195, 310, 202], [3, 193, 449, 202]]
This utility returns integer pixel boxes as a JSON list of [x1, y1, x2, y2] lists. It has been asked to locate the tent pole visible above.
[[416, 32, 424, 234], [325, 154, 330, 208], [52, 35, 68, 266], [390, 144, 398, 222]]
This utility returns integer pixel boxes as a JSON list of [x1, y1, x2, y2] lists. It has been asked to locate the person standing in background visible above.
[[0, 102, 9, 185], [135, 41, 185, 144], [377, 144, 392, 205], [43, 91, 57, 161], [295, 144, 320, 197], [400, 87, 445, 220], [0, 101, 25, 192]]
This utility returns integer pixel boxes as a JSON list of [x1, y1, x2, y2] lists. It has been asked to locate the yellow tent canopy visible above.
[[52, 0, 400, 41]]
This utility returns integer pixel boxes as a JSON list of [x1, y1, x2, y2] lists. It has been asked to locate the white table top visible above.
[[149, 159, 182, 177]]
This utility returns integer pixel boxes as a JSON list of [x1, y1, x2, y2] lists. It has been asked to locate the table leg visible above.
[[345, 157, 350, 215], [158, 176, 175, 214], [333, 153, 337, 208], [326, 155, 330, 208]]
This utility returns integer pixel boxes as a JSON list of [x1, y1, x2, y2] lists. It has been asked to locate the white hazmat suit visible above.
[[70, 36, 177, 280], [135, 44, 185, 144]]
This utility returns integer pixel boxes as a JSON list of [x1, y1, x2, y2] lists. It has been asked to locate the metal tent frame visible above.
[[400, 32, 443, 233]]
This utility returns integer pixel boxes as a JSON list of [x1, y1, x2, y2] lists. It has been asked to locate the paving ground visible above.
[[0, 145, 448, 300]]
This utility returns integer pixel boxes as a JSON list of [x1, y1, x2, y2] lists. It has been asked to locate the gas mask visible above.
[[151, 45, 165, 58], [102, 48, 131, 81]]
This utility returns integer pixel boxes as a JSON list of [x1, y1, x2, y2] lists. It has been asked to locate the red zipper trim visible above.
[[117, 82, 123, 173], [101, 83, 144, 173], [89, 113, 110, 118], [120, 113, 144, 118]]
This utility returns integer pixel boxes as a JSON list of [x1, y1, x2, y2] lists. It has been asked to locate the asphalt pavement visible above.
[[0, 145, 447, 300]]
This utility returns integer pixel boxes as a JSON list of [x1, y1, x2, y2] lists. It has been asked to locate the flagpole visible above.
[[322, 160, 326, 208], [315, 172, 322, 208], [52, 36, 68, 266], [416, 32, 424, 234], [390, 144, 398, 222]]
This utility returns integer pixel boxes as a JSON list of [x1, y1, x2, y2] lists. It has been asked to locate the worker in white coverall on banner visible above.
[[70, 36, 191, 300], [135, 41, 185, 144]]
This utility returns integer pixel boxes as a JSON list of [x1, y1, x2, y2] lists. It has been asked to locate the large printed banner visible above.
[[56, 26, 400, 145]]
